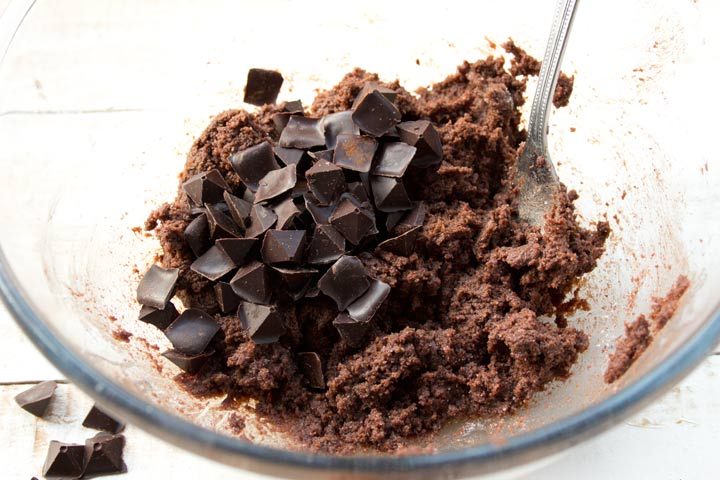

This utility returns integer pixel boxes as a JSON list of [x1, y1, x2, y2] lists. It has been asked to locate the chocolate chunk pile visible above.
[[14, 383, 127, 479], [136, 79, 441, 384]]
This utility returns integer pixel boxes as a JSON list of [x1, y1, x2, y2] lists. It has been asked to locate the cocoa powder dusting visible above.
[[146, 48, 610, 453], [604, 275, 690, 384]]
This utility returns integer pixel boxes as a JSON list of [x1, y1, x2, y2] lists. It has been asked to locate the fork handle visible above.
[[526, 0, 580, 149]]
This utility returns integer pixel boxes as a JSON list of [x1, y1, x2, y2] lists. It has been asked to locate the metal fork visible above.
[[515, 0, 579, 226]]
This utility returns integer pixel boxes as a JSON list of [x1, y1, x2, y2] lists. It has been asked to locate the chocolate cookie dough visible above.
[[143, 45, 609, 453]]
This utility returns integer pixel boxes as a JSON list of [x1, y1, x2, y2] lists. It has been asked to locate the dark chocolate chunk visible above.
[[376, 226, 421, 256], [329, 195, 378, 245], [322, 110, 360, 149], [136, 265, 179, 309], [371, 142, 417, 177], [396, 201, 426, 232], [215, 281, 242, 314], [272, 104, 304, 134], [396, 120, 443, 167], [272, 266, 317, 300], [230, 261, 272, 304], [273, 196, 303, 229], [184, 214, 211, 257], [254, 164, 297, 204], [278, 116, 325, 149], [351, 91, 401, 137], [190, 245, 237, 281], [292, 178, 310, 199], [298, 352, 325, 389], [229, 141, 280, 191], [333, 313, 371, 347], [205, 203, 243, 239], [273, 146, 306, 167], [138, 302, 178, 330], [245, 204, 278, 238], [370, 176, 413, 212], [238, 302, 285, 344], [83, 433, 126, 478], [42, 441, 84, 479], [333, 134, 378, 173], [162, 349, 214, 374], [14, 381, 57, 417], [351, 82, 398, 109], [347, 279, 391, 322], [244, 68, 283, 106], [164, 309, 220, 355], [261, 230, 307, 265], [346, 181, 369, 203], [306, 159, 346, 206], [318, 256, 370, 310], [306, 224, 346, 265], [242, 188, 256, 203], [82, 405, 124, 434], [216, 238, 257, 265], [308, 149, 335, 163], [304, 195, 335, 225], [182, 169, 230, 206], [284, 100, 303, 112], [223, 191, 252, 228]]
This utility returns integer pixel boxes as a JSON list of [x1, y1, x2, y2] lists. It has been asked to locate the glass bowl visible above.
[[1, 0, 719, 478]]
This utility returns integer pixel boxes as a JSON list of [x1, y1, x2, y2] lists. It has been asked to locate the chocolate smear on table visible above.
[[14, 381, 57, 417], [82, 405, 125, 434], [42, 441, 85, 479], [244, 68, 283, 106]]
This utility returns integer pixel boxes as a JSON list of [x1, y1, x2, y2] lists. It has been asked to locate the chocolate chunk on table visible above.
[[371, 142, 417, 177], [164, 309, 220, 356], [245, 204, 278, 238], [83, 433, 126, 478], [42, 441, 84, 479], [216, 238, 257, 265], [347, 279, 391, 322], [351, 82, 398, 109], [318, 255, 370, 310], [351, 91, 401, 137], [298, 352, 325, 389], [396, 120, 443, 167], [306, 159, 346, 205], [136, 265, 179, 310], [238, 302, 286, 344], [138, 302, 178, 330], [322, 110, 360, 149], [244, 68, 283, 106], [278, 116, 325, 149], [306, 224, 346, 265], [230, 260, 272, 304], [190, 245, 237, 281], [254, 164, 297, 204], [223, 191, 252, 228], [205, 203, 243, 239], [329, 195, 378, 245], [182, 169, 230, 206], [333, 313, 371, 347], [215, 281, 242, 314], [261, 230, 307, 265], [82, 405, 125, 434], [162, 349, 215, 374], [14, 381, 57, 417], [229, 141, 280, 192], [370, 175, 413, 212], [184, 214, 211, 257], [333, 134, 378, 172]]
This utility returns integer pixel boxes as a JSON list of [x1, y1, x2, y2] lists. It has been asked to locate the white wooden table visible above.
[[2, 303, 720, 479]]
